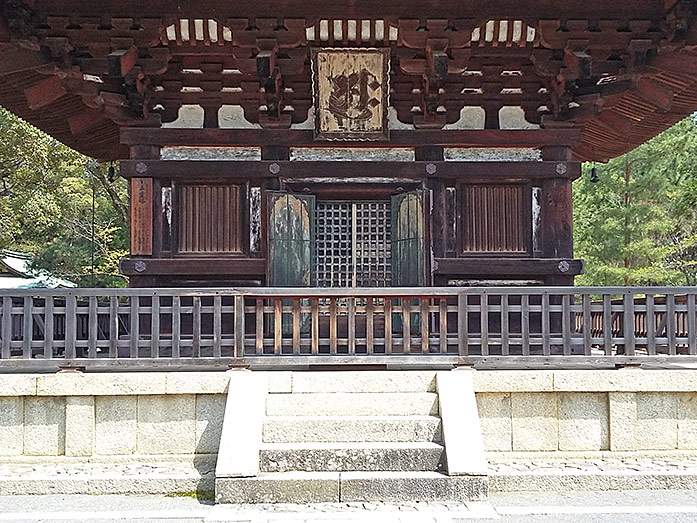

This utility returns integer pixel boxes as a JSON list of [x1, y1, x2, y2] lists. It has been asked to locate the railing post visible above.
[[623, 292, 636, 356], [88, 296, 98, 359], [480, 293, 489, 356], [562, 293, 571, 356], [646, 294, 656, 356], [501, 294, 509, 356], [22, 296, 33, 359], [521, 294, 530, 356], [65, 294, 77, 360], [128, 295, 138, 358], [109, 296, 118, 358], [1, 296, 10, 359], [150, 294, 161, 358], [234, 295, 245, 358], [603, 294, 612, 355], [44, 296, 54, 360], [213, 295, 222, 358], [541, 292, 550, 356], [192, 296, 201, 358], [582, 294, 592, 356], [688, 293, 697, 356], [457, 292, 468, 357], [667, 293, 676, 355]]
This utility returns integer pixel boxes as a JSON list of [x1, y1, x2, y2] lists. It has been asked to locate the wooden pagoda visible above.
[[2, 0, 697, 290]]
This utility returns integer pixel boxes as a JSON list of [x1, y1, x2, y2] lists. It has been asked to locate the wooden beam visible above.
[[636, 77, 673, 112], [68, 109, 105, 135], [24, 75, 66, 110], [120, 159, 581, 180], [434, 257, 584, 277], [120, 257, 266, 276], [108, 47, 138, 78], [0, 47, 51, 75], [29, 0, 665, 20], [120, 128, 582, 148]]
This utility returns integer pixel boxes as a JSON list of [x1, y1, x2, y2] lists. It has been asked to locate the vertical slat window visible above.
[[178, 184, 242, 253], [462, 184, 527, 253]]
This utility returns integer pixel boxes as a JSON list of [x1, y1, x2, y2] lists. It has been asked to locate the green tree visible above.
[[0, 106, 129, 287], [574, 117, 697, 286]]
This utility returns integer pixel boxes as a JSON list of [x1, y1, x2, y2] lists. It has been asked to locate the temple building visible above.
[[3, 1, 696, 291]]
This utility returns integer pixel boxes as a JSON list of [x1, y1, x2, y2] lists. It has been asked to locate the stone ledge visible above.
[[0, 375, 39, 396], [473, 370, 697, 393]]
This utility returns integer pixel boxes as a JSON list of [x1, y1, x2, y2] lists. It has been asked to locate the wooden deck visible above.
[[1, 286, 696, 370]]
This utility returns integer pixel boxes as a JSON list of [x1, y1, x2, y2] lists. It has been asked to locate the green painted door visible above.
[[268, 192, 315, 287]]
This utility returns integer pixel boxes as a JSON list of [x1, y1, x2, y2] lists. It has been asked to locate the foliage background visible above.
[[0, 106, 128, 287], [1, 105, 696, 287], [573, 117, 697, 286]]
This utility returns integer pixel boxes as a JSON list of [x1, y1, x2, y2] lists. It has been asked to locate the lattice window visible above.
[[355, 202, 392, 287], [315, 201, 391, 287]]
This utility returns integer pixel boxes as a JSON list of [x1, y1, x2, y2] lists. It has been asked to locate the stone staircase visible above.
[[215, 371, 488, 504]]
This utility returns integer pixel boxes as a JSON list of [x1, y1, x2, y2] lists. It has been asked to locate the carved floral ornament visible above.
[[312, 48, 390, 141]]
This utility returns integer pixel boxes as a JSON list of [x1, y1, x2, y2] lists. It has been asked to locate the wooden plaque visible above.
[[313, 48, 390, 141], [130, 177, 153, 255]]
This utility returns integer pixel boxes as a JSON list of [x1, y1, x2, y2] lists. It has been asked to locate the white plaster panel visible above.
[[444, 147, 542, 162]]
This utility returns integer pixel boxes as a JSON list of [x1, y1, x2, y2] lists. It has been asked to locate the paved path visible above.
[[2, 492, 697, 522]]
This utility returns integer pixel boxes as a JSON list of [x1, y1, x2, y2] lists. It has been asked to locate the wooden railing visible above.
[[0, 287, 696, 370]]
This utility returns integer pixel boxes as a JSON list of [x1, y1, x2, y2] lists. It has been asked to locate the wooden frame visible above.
[[120, 160, 581, 180], [312, 48, 390, 141]]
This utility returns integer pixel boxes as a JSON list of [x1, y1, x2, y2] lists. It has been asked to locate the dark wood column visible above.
[[540, 146, 576, 285]]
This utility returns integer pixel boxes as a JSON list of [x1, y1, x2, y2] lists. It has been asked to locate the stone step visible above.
[[259, 442, 445, 473], [215, 471, 488, 504], [340, 471, 489, 503], [266, 392, 439, 416], [262, 416, 442, 443], [289, 371, 437, 394]]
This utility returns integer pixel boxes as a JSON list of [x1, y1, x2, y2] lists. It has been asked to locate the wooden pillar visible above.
[[540, 146, 575, 285], [127, 143, 161, 259], [416, 147, 445, 285]]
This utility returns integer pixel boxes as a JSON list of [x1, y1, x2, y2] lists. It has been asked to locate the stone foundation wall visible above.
[[2, 369, 697, 457], [473, 370, 697, 453], [0, 373, 229, 457]]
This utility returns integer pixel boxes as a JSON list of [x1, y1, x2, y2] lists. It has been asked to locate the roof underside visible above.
[[1, 0, 697, 161]]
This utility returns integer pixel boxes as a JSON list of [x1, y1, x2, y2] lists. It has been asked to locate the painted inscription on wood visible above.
[[130, 177, 153, 255], [313, 48, 389, 141]]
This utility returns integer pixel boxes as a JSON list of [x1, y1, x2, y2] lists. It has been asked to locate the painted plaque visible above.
[[313, 48, 389, 141], [130, 177, 153, 255]]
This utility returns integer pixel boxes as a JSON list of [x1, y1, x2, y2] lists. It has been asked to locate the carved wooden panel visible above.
[[130, 177, 153, 255], [461, 184, 527, 254], [313, 48, 389, 140], [178, 184, 242, 253]]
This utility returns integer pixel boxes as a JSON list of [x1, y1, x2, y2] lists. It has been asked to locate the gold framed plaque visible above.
[[312, 48, 390, 141]]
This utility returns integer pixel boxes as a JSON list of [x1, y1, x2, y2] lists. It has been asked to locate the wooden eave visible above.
[[1, 1, 696, 162]]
